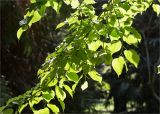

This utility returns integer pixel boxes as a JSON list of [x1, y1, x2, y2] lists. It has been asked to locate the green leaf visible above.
[[108, 41, 122, 54], [63, 0, 71, 5], [67, 16, 78, 25], [66, 72, 79, 82], [124, 49, 140, 68], [71, 0, 80, 9], [55, 86, 66, 101], [63, 84, 73, 97], [56, 22, 66, 29], [29, 11, 41, 26], [88, 70, 102, 83], [83, 0, 96, 4], [110, 28, 120, 41], [123, 35, 138, 46], [29, 97, 43, 111], [50, 1, 61, 14], [112, 56, 125, 76], [42, 90, 55, 103], [152, 4, 160, 16], [18, 103, 28, 113], [0, 106, 6, 112], [17, 26, 28, 40], [81, 81, 88, 91], [48, 79, 58, 87], [17, 28, 24, 40], [34, 108, 49, 114], [72, 83, 78, 91], [47, 104, 59, 114], [58, 99, 65, 112], [125, 27, 142, 43], [2, 108, 14, 114], [30, 0, 36, 3], [102, 81, 110, 91], [88, 40, 102, 51], [105, 53, 113, 65]]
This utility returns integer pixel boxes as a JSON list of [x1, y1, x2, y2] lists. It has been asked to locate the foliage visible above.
[[1, 0, 160, 114]]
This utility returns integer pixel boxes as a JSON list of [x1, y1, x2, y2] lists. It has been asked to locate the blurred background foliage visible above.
[[0, 0, 160, 113]]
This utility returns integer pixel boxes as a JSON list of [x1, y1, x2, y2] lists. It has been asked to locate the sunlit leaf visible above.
[[124, 49, 140, 68], [18, 103, 28, 113], [102, 81, 110, 91], [108, 41, 122, 54], [152, 4, 160, 16], [67, 16, 78, 25], [29, 97, 43, 111], [59, 99, 65, 112], [88, 70, 102, 83], [66, 72, 79, 82], [47, 104, 59, 114], [63, 84, 73, 97], [63, 0, 71, 5], [48, 79, 58, 87], [28, 11, 41, 26], [88, 40, 102, 51], [17, 26, 28, 40], [56, 22, 66, 29], [42, 90, 55, 103], [55, 86, 66, 101], [71, 0, 80, 9], [110, 28, 120, 41], [50, 1, 61, 14], [34, 108, 49, 114], [112, 56, 125, 76], [123, 35, 138, 46], [83, 0, 96, 4], [30, 0, 36, 3]]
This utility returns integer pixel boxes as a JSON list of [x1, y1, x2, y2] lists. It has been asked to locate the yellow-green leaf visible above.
[[55, 86, 66, 101], [17, 28, 24, 40], [29, 11, 41, 26], [18, 103, 28, 113], [59, 99, 65, 111], [71, 0, 80, 9], [88, 40, 102, 51], [66, 72, 79, 82], [17, 26, 28, 40], [63, 0, 71, 5], [88, 70, 102, 83], [47, 104, 59, 114], [108, 41, 122, 54], [110, 28, 120, 41], [42, 90, 55, 103], [152, 4, 160, 16], [112, 56, 125, 76], [63, 84, 73, 97], [123, 35, 138, 47], [56, 22, 66, 29], [124, 49, 140, 68], [34, 108, 49, 114], [83, 0, 96, 4]]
